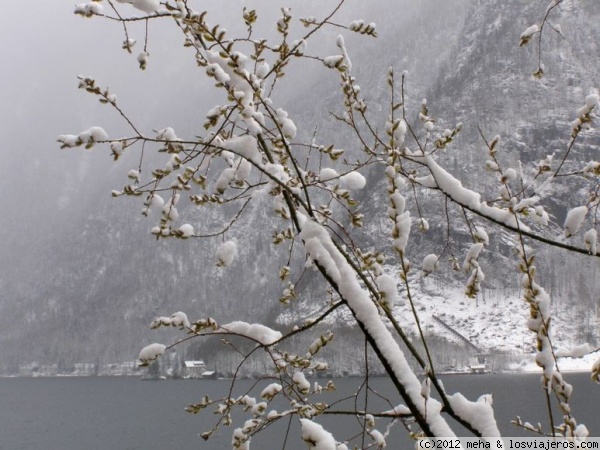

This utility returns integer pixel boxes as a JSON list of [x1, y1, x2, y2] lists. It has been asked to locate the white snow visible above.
[[388, 191, 411, 257], [215, 240, 237, 267], [504, 167, 517, 181], [422, 254, 438, 275], [260, 383, 282, 400], [256, 60, 270, 79], [520, 24, 539, 41], [368, 429, 386, 447], [375, 274, 399, 309], [137, 51, 149, 69], [335, 35, 352, 72], [147, 193, 164, 209], [520, 350, 600, 374], [127, 169, 140, 182], [533, 206, 549, 226], [169, 311, 190, 328], [178, 224, 194, 238], [424, 155, 480, 210], [214, 167, 236, 193], [447, 393, 500, 437], [138, 343, 166, 364], [235, 158, 252, 182], [156, 127, 180, 142], [57, 134, 80, 148], [74, 2, 104, 16], [222, 135, 261, 164], [564, 205, 587, 238], [58, 126, 108, 148], [300, 219, 457, 436], [473, 228, 489, 246], [463, 243, 484, 272], [323, 55, 344, 69], [162, 193, 180, 221], [584, 229, 597, 255], [251, 402, 267, 416], [275, 108, 297, 139], [585, 93, 599, 109], [220, 321, 282, 346], [116, 0, 160, 14], [381, 404, 412, 416], [415, 154, 529, 231], [339, 171, 366, 190], [556, 343, 591, 359], [319, 168, 339, 182], [206, 63, 231, 84], [85, 126, 108, 142], [281, 279, 588, 375], [292, 371, 311, 395], [150, 311, 190, 329], [300, 419, 338, 450], [110, 141, 124, 158]]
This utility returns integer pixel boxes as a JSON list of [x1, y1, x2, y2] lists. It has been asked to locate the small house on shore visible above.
[[183, 360, 206, 377]]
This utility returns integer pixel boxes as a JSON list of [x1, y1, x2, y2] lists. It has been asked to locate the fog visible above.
[[0, 0, 466, 284], [0, 0, 470, 366]]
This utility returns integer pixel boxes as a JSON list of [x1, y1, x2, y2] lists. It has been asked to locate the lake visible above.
[[1, 373, 598, 450]]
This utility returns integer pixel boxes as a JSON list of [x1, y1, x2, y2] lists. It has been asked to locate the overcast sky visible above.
[[0, 0, 349, 213], [0, 0, 465, 276]]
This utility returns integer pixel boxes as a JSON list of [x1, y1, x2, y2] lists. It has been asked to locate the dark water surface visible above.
[[1, 373, 598, 450]]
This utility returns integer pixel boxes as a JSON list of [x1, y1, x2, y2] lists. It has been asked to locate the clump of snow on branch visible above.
[[474, 228, 489, 245], [275, 109, 297, 139], [381, 404, 412, 417], [220, 321, 282, 346], [58, 126, 108, 149], [447, 393, 500, 437], [178, 224, 194, 238], [584, 229, 597, 255], [375, 273, 399, 310], [300, 419, 338, 450], [161, 193, 180, 223], [368, 429, 386, 448], [137, 51, 149, 70], [214, 167, 236, 194], [292, 371, 311, 395], [319, 168, 339, 183], [519, 24, 539, 46], [520, 251, 554, 380], [564, 206, 588, 238], [222, 135, 261, 165], [216, 240, 238, 267], [417, 154, 529, 230], [463, 243, 484, 271], [388, 190, 411, 257], [339, 171, 366, 190], [138, 343, 166, 365], [156, 127, 180, 142], [336, 35, 352, 73], [463, 242, 486, 298], [422, 254, 438, 276], [260, 383, 282, 400], [150, 311, 190, 330], [115, 0, 160, 14], [74, 2, 104, 17]]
